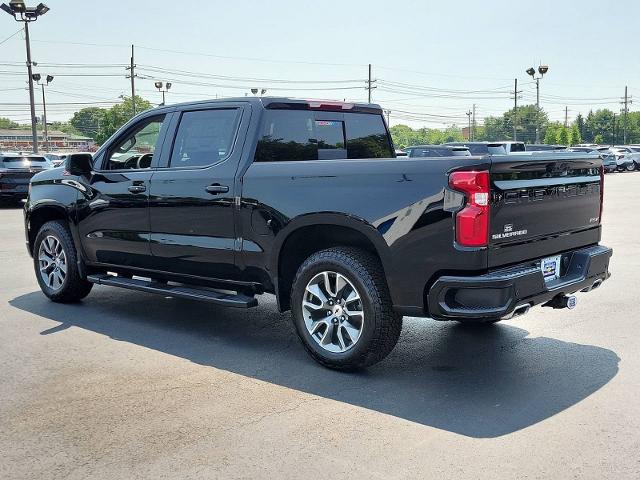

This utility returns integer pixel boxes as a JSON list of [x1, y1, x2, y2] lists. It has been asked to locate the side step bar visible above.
[[87, 274, 258, 308]]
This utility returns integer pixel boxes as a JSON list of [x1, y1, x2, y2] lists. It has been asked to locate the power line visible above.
[[0, 28, 23, 46]]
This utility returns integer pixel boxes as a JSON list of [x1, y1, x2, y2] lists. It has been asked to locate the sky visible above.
[[1, 0, 638, 129]]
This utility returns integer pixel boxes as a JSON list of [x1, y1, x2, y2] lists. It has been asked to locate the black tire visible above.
[[626, 163, 636, 172], [33, 220, 93, 303], [290, 247, 402, 370]]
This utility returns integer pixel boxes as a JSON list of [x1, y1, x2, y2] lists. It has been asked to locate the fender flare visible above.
[[270, 213, 392, 310]]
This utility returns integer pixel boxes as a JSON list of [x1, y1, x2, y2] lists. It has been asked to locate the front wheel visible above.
[[33, 220, 93, 303], [626, 163, 636, 172], [290, 247, 402, 370]]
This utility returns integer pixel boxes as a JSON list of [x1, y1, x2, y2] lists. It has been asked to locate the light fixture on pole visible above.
[[1, 0, 50, 153], [250, 88, 267, 96], [32, 72, 53, 152], [525, 64, 549, 143], [154, 81, 172, 106]]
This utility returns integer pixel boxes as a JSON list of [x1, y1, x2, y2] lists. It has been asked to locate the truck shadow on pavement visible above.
[[10, 289, 620, 438]]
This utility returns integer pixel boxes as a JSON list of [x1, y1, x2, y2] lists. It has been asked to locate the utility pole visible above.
[[384, 109, 390, 126], [366, 64, 376, 103], [472, 104, 476, 141], [620, 86, 632, 144], [511, 78, 522, 140], [466, 109, 472, 141], [127, 44, 136, 115], [564, 106, 568, 128], [612, 113, 616, 146]]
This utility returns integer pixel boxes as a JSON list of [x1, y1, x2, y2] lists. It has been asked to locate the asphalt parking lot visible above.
[[1, 173, 639, 480]]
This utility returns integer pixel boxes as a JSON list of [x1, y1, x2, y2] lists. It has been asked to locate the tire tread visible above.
[[291, 247, 402, 369]]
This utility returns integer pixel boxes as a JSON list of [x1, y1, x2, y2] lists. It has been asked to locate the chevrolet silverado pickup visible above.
[[24, 97, 612, 369]]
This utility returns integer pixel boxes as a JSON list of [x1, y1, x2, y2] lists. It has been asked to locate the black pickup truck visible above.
[[24, 97, 612, 369]]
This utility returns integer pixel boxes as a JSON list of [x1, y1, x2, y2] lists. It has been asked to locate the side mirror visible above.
[[65, 153, 93, 176]]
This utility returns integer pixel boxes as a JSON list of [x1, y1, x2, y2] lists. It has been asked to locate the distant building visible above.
[[0, 129, 95, 151], [462, 126, 471, 141]]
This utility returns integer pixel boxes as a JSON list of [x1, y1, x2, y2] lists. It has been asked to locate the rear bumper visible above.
[[0, 181, 29, 198], [428, 245, 612, 321]]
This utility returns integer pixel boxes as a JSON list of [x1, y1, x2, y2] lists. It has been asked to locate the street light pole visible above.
[[526, 65, 548, 144], [33, 73, 53, 151], [535, 77, 540, 143], [40, 83, 48, 151], [154, 81, 172, 106], [1, 1, 50, 154], [24, 21, 39, 152]]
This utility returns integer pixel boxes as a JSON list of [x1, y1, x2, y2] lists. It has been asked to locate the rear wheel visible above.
[[33, 221, 93, 303], [290, 247, 402, 370], [625, 163, 636, 172]]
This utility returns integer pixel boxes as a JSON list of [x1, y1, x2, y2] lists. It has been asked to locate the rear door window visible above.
[[344, 113, 394, 159], [467, 144, 489, 155], [170, 109, 241, 168]]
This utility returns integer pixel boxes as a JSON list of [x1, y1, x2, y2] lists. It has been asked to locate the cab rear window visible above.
[[255, 111, 393, 162], [0, 156, 47, 168]]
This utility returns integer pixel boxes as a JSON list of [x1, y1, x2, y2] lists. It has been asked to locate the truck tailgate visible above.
[[488, 152, 602, 267]]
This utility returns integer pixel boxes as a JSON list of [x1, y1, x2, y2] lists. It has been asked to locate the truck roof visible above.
[[155, 97, 383, 114]]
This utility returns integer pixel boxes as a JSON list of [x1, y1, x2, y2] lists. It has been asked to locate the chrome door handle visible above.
[[128, 185, 146, 193], [205, 184, 229, 194]]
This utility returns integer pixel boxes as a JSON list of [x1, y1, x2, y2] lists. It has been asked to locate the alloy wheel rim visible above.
[[38, 235, 67, 291], [301, 271, 365, 353]]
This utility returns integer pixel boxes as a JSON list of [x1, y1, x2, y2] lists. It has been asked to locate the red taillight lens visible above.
[[449, 170, 490, 247]]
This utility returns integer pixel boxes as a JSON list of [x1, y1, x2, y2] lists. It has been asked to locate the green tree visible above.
[[594, 134, 604, 144], [70, 107, 106, 140], [48, 121, 82, 136], [584, 109, 615, 144], [389, 124, 463, 149], [0, 117, 19, 129], [544, 122, 559, 144], [556, 126, 570, 145], [570, 123, 582, 145], [481, 104, 548, 143], [96, 96, 152, 145]]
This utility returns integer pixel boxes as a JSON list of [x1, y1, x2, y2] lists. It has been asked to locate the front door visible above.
[[149, 105, 248, 280], [77, 114, 169, 269]]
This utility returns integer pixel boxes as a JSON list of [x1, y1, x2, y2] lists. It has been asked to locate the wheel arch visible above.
[[272, 213, 391, 312], [26, 202, 73, 257]]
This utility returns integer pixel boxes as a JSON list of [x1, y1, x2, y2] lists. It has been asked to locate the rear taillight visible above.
[[449, 170, 490, 247]]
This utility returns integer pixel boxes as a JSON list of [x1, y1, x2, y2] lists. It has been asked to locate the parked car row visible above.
[[0, 150, 87, 204], [399, 141, 640, 174]]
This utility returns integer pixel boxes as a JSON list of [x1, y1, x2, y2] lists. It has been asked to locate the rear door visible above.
[[488, 152, 602, 267], [148, 103, 249, 280]]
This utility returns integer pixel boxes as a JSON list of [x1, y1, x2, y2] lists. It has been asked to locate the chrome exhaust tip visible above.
[[502, 303, 531, 320], [581, 279, 603, 292]]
